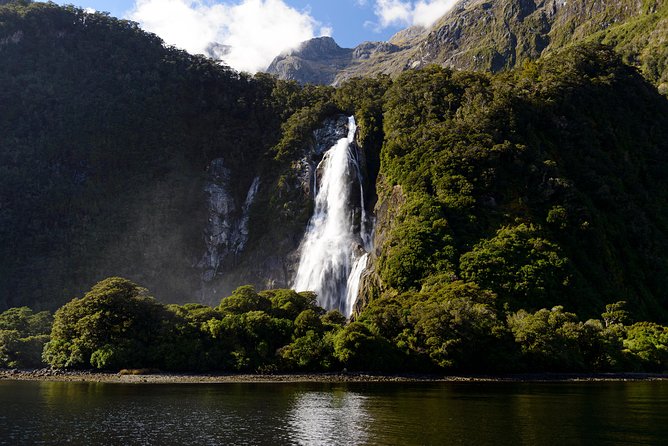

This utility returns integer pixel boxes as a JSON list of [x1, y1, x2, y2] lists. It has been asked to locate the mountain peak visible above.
[[266, 36, 353, 85], [285, 36, 347, 59]]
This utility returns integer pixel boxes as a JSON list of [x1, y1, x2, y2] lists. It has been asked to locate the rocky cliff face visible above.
[[197, 158, 259, 285], [266, 35, 421, 86], [266, 0, 668, 93], [404, 0, 658, 73], [353, 176, 405, 316], [198, 115, 361, 303], [266, 37, 354, 85]]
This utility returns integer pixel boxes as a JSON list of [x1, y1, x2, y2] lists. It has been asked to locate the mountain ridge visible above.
[[266, 0, 668, 94]]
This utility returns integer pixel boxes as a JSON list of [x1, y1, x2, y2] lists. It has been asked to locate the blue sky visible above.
[[51, 1, 458, 72], [54, 1, 396, 47]]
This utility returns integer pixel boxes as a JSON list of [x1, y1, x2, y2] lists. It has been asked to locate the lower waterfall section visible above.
[[344, 253, 369, 317], [293, 116, 372, 317]]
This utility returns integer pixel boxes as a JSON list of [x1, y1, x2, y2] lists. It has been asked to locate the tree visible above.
[[149, 303, 222, 372], [219, 286, 270, 314], [0, 306, 52, 368], [602, 301, 630, 327], [0, 306, 52, 337], [623, 322, 668, 371], [333, 322, 397, 371], [261, 289, 323, 320], [294, 309, 323, 337], [42, 277, 165, 370], [460, 224, 570, 311], [507, 306, 606, 371], [280, 330, 336, 371], [405, 282, 508, 371]]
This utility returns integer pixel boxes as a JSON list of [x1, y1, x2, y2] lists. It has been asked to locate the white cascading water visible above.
[[293, 116, 372, 317], [343, 253, 369, 317]]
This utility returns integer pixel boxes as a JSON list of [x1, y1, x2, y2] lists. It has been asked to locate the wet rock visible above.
[[197, 158, 260, 286]]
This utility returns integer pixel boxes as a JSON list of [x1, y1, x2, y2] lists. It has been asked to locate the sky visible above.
[[51, 0, 459, 73]]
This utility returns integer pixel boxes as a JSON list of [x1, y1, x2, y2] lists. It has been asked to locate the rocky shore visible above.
[[1, 368, 667, 384]]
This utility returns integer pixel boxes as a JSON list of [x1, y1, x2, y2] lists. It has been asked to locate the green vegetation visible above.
[[41, 278, 349, 372], [1, 3, 668, 374], [43, 277, 165, 369], [374, 44, 668, 322], [331, 0, 668, 95], [0, 2, 336, 310], [0, 306, 52, 368], [2, 277, 667, 373], [459, 224, 570, 312]]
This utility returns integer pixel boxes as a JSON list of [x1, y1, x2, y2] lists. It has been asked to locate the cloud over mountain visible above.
[[128, 0, 330, 72], [372, 0, 458, 28]]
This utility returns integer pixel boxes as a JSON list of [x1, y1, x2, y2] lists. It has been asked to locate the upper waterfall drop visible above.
[[293, 116, 372, 316]]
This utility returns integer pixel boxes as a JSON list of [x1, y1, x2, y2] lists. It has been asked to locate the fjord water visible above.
[[2, 381, 668, 445], [294, 116, 372, 316]]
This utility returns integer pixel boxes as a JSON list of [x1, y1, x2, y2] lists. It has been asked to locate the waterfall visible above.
[[293, 116, 372, 317], [232, 176, 260, 255], [344, 253, 369, 317]]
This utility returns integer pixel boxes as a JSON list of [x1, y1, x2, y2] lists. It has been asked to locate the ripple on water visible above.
[[287, 390, 370, 445]]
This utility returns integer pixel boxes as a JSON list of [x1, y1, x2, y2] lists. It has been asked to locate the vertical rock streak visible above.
[[199, 161, 260, 284]]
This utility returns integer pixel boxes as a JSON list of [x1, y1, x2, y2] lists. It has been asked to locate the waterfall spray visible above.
[[293, 117, 371, 316]]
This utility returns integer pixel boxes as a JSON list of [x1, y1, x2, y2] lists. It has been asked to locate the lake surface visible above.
[[1, 380, 667, 445]]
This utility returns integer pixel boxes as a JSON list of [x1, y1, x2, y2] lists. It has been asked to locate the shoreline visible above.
[[1, 369, 667, 384]]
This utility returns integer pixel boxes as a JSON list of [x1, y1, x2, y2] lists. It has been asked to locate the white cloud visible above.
[[412, 0, 459, 26], [375, 0, 412, 28], [320, 26, 334, 38], [373, 0, 458, 29], [127, 0, 328, 73]]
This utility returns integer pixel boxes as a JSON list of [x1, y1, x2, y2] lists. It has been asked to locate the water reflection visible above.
[[0, 381, 667, 445], [288, 389, 369, 445]]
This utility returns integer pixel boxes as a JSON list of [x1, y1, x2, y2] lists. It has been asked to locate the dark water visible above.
[[1, 380, 667, 445]]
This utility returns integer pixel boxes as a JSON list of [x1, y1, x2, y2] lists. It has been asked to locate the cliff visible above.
[[266, 37, 354, 85]]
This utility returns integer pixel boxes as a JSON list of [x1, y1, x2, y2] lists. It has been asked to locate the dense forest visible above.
[[0, 1, 309, 308], [1, 277, 666, 373], [1, 2, 668, 373]]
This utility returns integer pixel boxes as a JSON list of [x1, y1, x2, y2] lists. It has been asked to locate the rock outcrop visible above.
[[198, 159, 237, 283], [266, 37, 353, 85], [353, 178, 405, 317], [197, 158, 261, 296]]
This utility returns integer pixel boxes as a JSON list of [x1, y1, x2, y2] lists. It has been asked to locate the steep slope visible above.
[[0, 2, 380, 312], [266, 34, 414, 86], [0, 2, 305, 310], [267, 0, 668, 94], [266, 37, 354, 85], [357, 44, 668, 321], [403, 0, 668, 92]]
